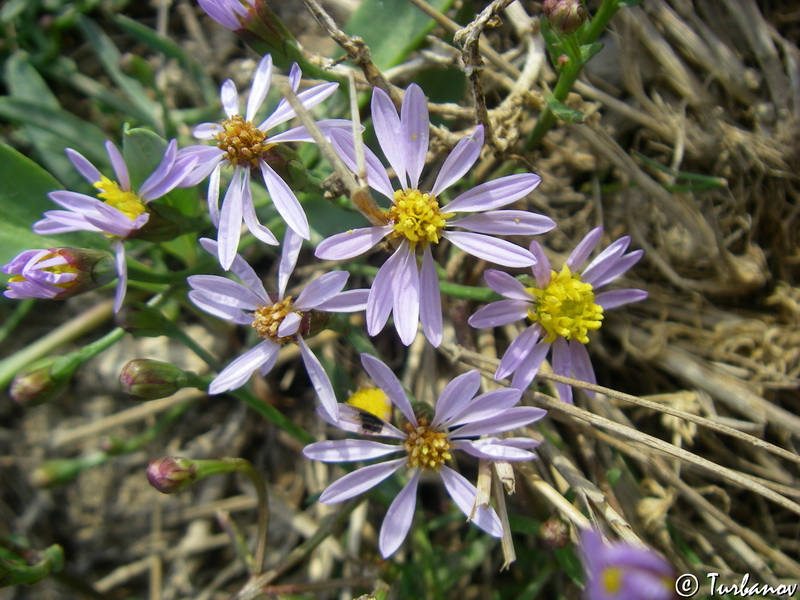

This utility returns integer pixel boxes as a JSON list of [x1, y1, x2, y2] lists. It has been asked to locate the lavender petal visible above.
[[379, 471, 420, 558], [298, 336, 339, 421], [444, 231, 535, 267], [451, 406, 547, 437], [65, 148, 101, 184], [566, 227, 603, 271], [315, 226, 391, 260], [446, 388, 522, 429], [314, 289, 369, 313], [198, 237, 268, 300], [371, 86, 407, 190], [278, 227, 303, 300], [529, 241, 552, 287], [445, 173, 541, 213], [392, 242, 420, 346], [208, 340, 279, 394], [220, 79, 239, 117], [508, 339, 550, 390], [468, 299, 531, 329], [483, 269, 533, 301], [400, 83, 429, 189], [495, 324, 542, 380], [259, 160, 310, 239], [589, 250, 644, 288], [449, 210, 556, 236], [431, 370, 482, 429], [246, 54, 273, 122], [329, 129, 395, 200], [595, 288, 648, 310], [295, 271, 350, 310], [303, 439, 404, 462], [319, 458, 406, 504], [552, 336, 573, 404], [440, 466, 503, 537], [113, 241, 127, 313], [431, 125, 484, 197], [569, 340, 596, 399], [105, 141, 130, 191], [366, 245, 405, 336], [418, 246, 442, 347], [451, 439, 539, 461], [360, 353, 417, 427], [581, 236, 630, 284], [277, 311, 302, 338], [217, 167, 245, 270]]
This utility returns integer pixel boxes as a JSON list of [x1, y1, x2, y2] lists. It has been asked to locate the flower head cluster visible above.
[[304, 353, 546, 557], [580, 529, 675, 600], [316, 84, 556, 347], [179, 54, 349, 270], [469, 227, 647, 402], [187, 231, 367, 420], [32, 140, 194, 311], [3, 247, 115, 301]]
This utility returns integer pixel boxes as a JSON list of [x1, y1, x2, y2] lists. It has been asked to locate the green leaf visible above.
[[579, 41, 604, 63], [617, 0, 646, 6], [77, 16, 159, 130], [4, 52, 86, 189], [343, 0, 456, 70], [112, 14, 218, 106], [0, 97, 108, 166], [0, 143, 101, 280], [544, 94, 586, 123]]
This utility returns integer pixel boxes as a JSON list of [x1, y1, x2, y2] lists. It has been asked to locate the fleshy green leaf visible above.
[[344, 0, 456, 70], [580, 41, 604, 63], [544, 94, 586, 123]]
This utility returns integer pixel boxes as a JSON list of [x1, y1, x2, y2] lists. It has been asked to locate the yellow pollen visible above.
[[93, 177, 147, 221], [402, 418, 451, 471], [250, 297, 299, 343], [347, 388, 393, 422], [216, 115, 276, 168], [526, 264, 603, 344], [602, 567, 623, 594], [388, 189, 451, 248]]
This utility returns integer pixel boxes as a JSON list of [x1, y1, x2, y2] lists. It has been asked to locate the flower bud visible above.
[[261, 145, 312, 193], [540, 516, 570, 549], [542, 0, 586, 35], [3, 247, 115, 301], [10, 355, 81, 407], [146, 457, 198, 494], [119, 359, 191, 400]]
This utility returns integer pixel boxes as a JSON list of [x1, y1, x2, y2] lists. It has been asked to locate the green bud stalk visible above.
[[119, 359, 201, 400]]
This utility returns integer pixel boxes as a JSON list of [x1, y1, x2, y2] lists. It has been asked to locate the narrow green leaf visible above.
[[0, 98, 108, 166], [544, 94, 586, 123], [344, 0, 456, 70], [112, 14, 218, 105], [77, 16, 159, 130], [617, 0, 646, 7]]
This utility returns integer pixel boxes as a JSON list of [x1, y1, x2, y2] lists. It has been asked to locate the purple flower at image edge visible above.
[[32, 140, 195, 311], [315, 83, 555, 347], [198, 0, 254, 30], [179, 53, 351, 270], [187, 230, 368, 421], [580, 529, 675, 600], [303, 353, 547, 558], [469, 227, 648, 403]]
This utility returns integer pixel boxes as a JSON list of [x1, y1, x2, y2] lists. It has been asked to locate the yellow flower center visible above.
[[347, 388, 393, 422], [602, 566, 623, 594], [403, 418, 451, 471], [251, 297, 300, 343], [216, 115, 276, 168], [526, 265, 603, 344], [8, 253, 77, 289], [93, 177, 147, 221], [388, 189, 451, 248]]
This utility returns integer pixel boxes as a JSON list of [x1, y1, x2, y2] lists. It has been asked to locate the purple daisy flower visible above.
[[3, 247, 115, 300], [315, 84, 555, 348], [179, 54, 349, 270], [303, 353, 546, 558], [198, 0, 254, 30], [468, 227, 647, 403], [580, 529, 675, 600], [187, 230, 368, 420], [33, 139, 194, 311]]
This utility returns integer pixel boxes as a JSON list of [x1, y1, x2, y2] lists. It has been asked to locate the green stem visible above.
[[0, 298, 34, 345], [524, 0, 621, 151]]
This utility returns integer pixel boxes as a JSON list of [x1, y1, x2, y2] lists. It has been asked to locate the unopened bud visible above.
[[262, 145, 312, 192], [542, 0, 586, 35], [540, 516, 570, 549], [11, 355, 81, 406], [119, 359, 192, 400], [3, 247, 115, 301], [147, 457, 197, 494], [198, 0, 256, 31]]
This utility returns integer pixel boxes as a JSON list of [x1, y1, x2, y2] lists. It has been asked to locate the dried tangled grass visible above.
[[3, 0, 800, 598]]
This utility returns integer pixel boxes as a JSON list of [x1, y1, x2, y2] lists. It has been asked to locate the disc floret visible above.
[[402, 418, 451, 470], [526, 264, 604, 344], [251, 296, 299, 343], [388, 189, 450, 248], [216, 114, 276, 168], [93, 176, 147, 221]]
